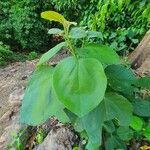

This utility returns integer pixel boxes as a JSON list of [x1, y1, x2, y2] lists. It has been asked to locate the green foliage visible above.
[[35, 128, 45, 144], [27, 51, 38, 60], [20, 11, 150, 149], [130, 116, 144, 131], [51, 0, 150, 52], [0, 0, 52, 51], [117, 126, 133, 141], [0, 42, 13, 66], [134, 76, 150, 88], [133, 99, 150, 117], [144, 125, 150, 140]]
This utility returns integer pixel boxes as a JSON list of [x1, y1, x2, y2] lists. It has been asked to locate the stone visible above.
[[0, 114, 23, 149], [35, 126, 76, 150], [0, 111, 12, 123], [9, 87, 24, 106]]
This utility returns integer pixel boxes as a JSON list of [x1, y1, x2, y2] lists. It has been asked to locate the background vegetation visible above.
[[0, 0, 149, 65]]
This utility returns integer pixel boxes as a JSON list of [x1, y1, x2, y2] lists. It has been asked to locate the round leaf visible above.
[[77, 44, 120, 66], [53, 57, 107, 117]]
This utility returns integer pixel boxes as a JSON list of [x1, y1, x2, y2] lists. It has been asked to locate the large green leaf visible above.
[[20, 65, 69, 125], [77, 44, 120, 66], [74, 102, 105, 150], [105, 65, 136, 94], [103, 93, 133, 126], [133, 99, 150, 117], [53, 56, 107, 117], [37, 42, 66, 66]]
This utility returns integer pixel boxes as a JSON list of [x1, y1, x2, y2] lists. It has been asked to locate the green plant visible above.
[[0, 0, 53, 52], [0, 41, 13, 66], [27, 51, 38, 60], [20, 11, 150, 149]]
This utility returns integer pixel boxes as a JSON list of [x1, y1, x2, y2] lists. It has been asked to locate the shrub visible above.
[[0, 0, 53, 51], [20, 11, 150, 149], [0, 42, 13, 66], [27, 51, 38, 60]]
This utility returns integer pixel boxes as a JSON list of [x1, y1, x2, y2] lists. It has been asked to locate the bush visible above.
[[0, 0, 53, 51], [0, 42, 13, 66]]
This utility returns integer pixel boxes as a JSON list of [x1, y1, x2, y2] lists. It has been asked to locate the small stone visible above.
[[9, 88, 24, 106], [35, 127, 75, 150], [0, 111, 12, 123]]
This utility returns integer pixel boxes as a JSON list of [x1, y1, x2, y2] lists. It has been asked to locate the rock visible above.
[[9, 87, 24, 106], [0, 111, 12, 123], [0, 114, 22, 149], [36, 126, 76, 150]]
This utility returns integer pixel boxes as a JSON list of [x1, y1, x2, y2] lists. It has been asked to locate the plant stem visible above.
[[64, 25, 77, 57]]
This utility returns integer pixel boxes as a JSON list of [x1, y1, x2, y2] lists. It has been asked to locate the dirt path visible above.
[[0, 60, 37, 136]]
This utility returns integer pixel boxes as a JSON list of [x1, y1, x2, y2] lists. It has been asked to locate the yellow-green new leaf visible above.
[[41, 11, 66, 25]]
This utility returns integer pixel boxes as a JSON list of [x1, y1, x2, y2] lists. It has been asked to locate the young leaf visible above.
[[133, 99, 150, 117], [77, 44, 120, 66], [53, 56, 107, 117], [130, 116, 143, 131], [48, 28, 63, 35], [41, 11, 66, 25], [69, 27, 87, 39], [20, 65, 69, 125], [103, 93, 133, 126], [37, 42, 66, 66]]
